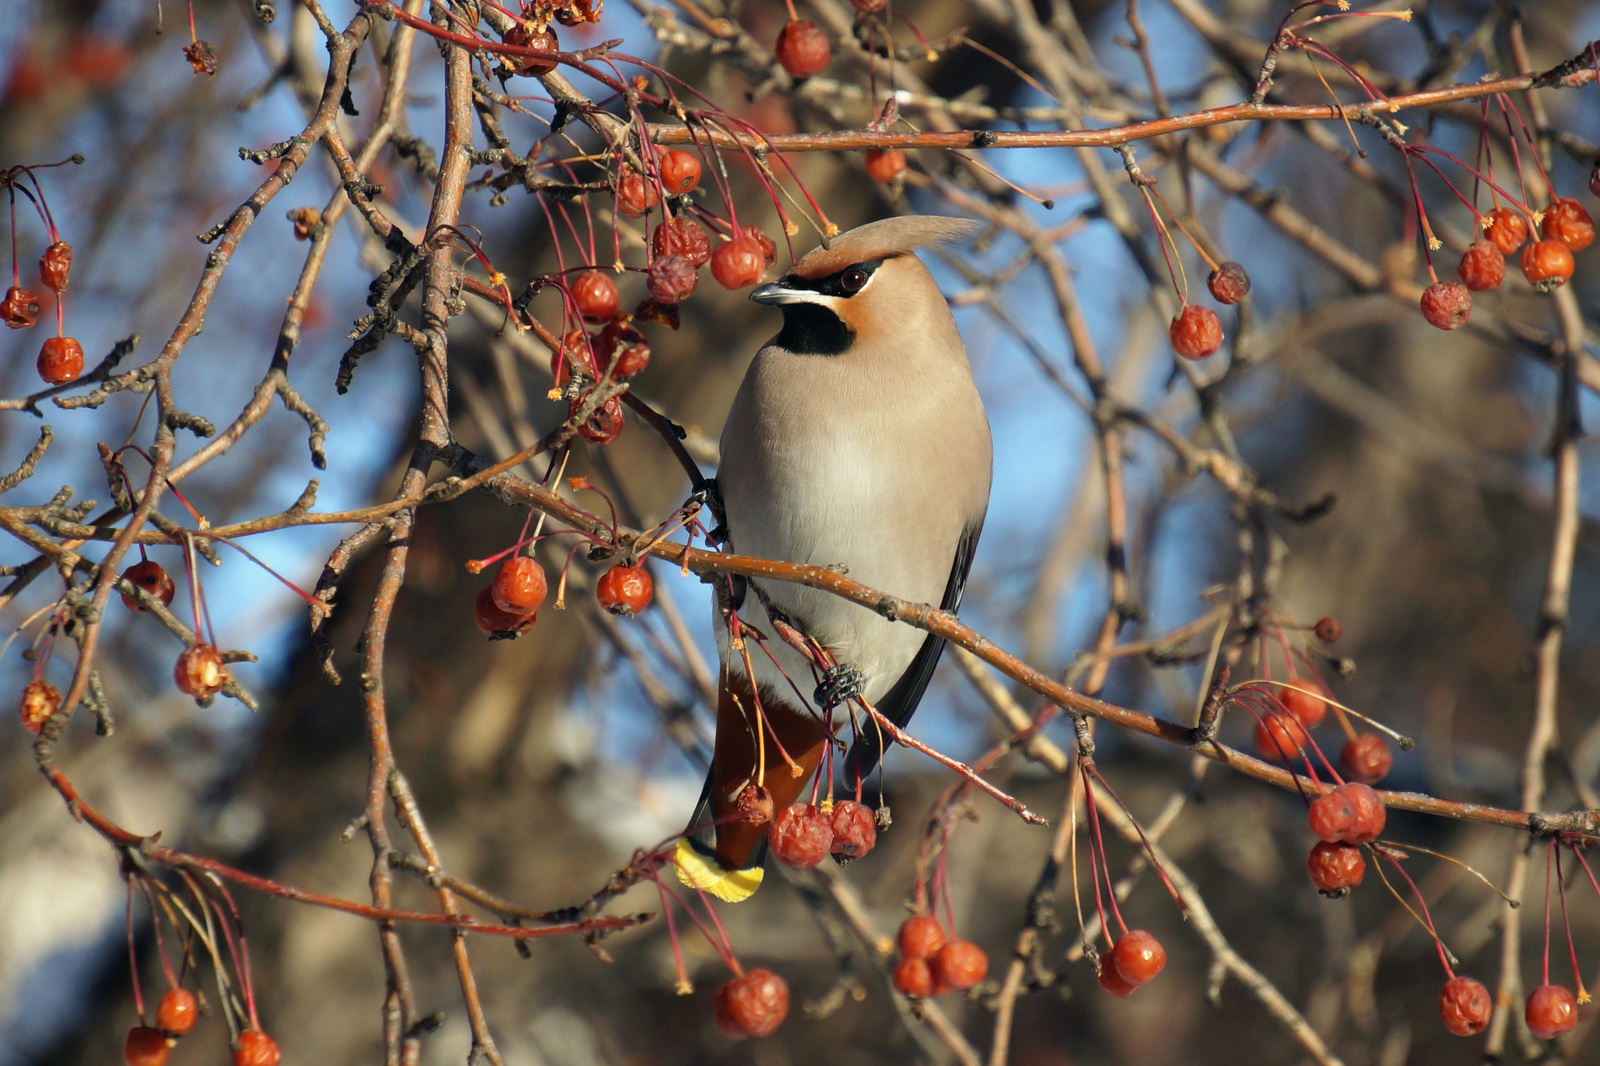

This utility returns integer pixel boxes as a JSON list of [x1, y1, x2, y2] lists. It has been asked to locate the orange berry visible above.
[[1439, 976, 1492, 1037], [18, 679, 60, 733], [710, 236, 765, 289], [1420, 281, 1471, 331], [1482, 207, 1528, 256], [1340, 734, 1393, 785], [156, 987, 198, 1036], [864, 148, 906, 183], [233, 1029, 282, 1066], [1255, 712, 1308, 762], [774, 20, 830, 79], [615, 168, 660, 217], [1521, 239, 1574, 292], [1109, 930, 1166, 987], [124, 1026, 171, 1066], [1306, 840, 1365, 895], [892, 956, 935, 997], [931, 939, 988, 991], [1457, 240, 1505, 291], [571, 271, 619, 321], [828, 799, 876, 860], [491, 556, 547, 615], [1097, 959, 1138, 998], [174, 642, 227, 698], [1169, 305, 1222, 360], [1525, 984, 1577, 1040], [659, 150, 702, 194], [38, 336, 85, 385], [596, 563, 652, 615], [1280, 683, 1326, 727], [1541, 197, 1594, 251], [120, 560, 176, 611], [474, 585, 536, 637], [897, 915, 947, 960], [714, 968, 789, 1038], [768, 802, 832, 867]]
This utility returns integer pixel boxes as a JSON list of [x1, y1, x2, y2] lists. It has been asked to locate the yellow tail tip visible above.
[[673, 837, 763, 903]]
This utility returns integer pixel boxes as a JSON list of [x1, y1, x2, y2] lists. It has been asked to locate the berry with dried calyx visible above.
[[1280, 683, 1326, 727], [1313, 616, 1341, 643], [1526, 984, 1577, 1040], [897, 915, 947, 960], [175, 642, 227, 698], [659, 150, 702, 194], [569, 391, 626, 445], [1483, 207, 1528, 256], [2, 286, 41, 329], [1169, 305, 1223, 360], [768, 802, 833, 867], [182, 40, 219, 76], [714, 968, 789, 1038], [1340, 734, 1393, 786], [596, 563, 652, 615], [1521, 239, 1575, 292], [1542, 197, 1595, 251], [1306, 840, 1365, 895], [893, 957, 935, 997], [38, 336, 85, 385], [474, 586, 536, 637], [1109, 930, 1166, 988], [120, 560, 176, 611], [647, 254, 698, 304], [1420, 281, 1471, 331], [828, 799, 876, 860], [1206, 261, 1251, 304], [1457, 240, 1506, 291], [932, 939, 988, 991], [39, 241, 72, 292], [233, 1029, 282, 1066], [491, 556, 548, 615], [571, 271, 619, 321], [710, 236, 765, 289], [156, 987, 198, 1036], [1255, 712, 1308, 762], [18, 679, 60, 733], [651, 217, 711, 266], [1097, 959, 1137, 998], [1439, 976, 1492, 1037], [615, 168, 660, 218], [864, 148, 906, 183], [124, 1026, 171, 1066], [734, 783, 774, 827], [774, 19, 830, 79], [595, 320, 650, 378], [502, 21, 559, 76]]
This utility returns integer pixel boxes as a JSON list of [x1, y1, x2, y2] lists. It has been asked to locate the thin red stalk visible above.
[[126, 880, 146, 1018]]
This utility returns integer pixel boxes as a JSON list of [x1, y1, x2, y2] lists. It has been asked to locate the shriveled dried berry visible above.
[[1482, 207, 1529, 256], [768, 802, 832, 867], [1206, 261, 1251, 304], [1439, 976, 1491, 1037], [39, 241, 72, 292], [652, 217, 712, 266], [502, 22, 559, 76], [2, 286, 41, 329], [1420, 281, 1471, 331], [1309, 782, 1385, 844], [18, 679, 60, 733], [734, 784, 774, 827], [828, 799, 877, 860], [175, 642, 227, 698], [711, 236, 765, 289], [1307, 840, 1365, 895], [1169, 305, 1222, 360], [715, 969, 789, 1038], [595, 321, 650, 378], [1457, 241, 1506, 291], [491, 556, 548, 615], [1541, 197, 1594, 251], [647, 253, 698, 304], [182, 39, 220, 76], [616, 168, 660, 218], [569, 391, 626, 445]]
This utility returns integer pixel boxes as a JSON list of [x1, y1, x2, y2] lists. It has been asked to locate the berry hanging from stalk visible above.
[[734, 783, 774, 826], [1482, 207, 1528, 256], [1525, 984, 1577, 1040], [2, 286, 40, 329], [571, 271, 619, 321], [1206, 261, 1251, 304], [18, 679, 60, 733], [1308, 782, 1386, 844], [595, 320, 650, 378], [174, 642, 227, 699], [774, 19, 830, 79], [1097, 959, 1138, 998], [596, 562, 652, 615], [864, 149, 906, 183], [37, 335, 84, 385], [491, 556, 548, 615], [714, 969, 789, 1038], [1457, 241, 1506, 291], [932, 940, 988, 991], [502, 21, 560, 76], [1541, 198, 1595, 251], [232, 1029, 282, 1066], [1169, 305, 1222, 360], [710, 236, 765, 289], [1521, 239, 1574, 292], [1255, 712, 1308, 762], [615, 168, 660, 218], [893, 957, 935, 997], [156, 987, 198, 1036], [898, 915, 947, 960], [1306, 840, 1365, 895], [1438, 976, 1492, 1037], [828, 799, 876, 860], [1108, 930, 1165, 988], [658, 150, 702, 195], [569, 391, 625, 445], [124, 1026, 172, 1066], [120, 559, 176, 611], [38, 240, 71, 292], [1279, 683, 1326, 727], [1340, 734, 1393, 785], [1420, 282, 1471, 331], [652, 218, 711, 266], [474, 586, 537, 637], [1313, 616, 1342, 643], [647, 254, 698, 304], [768, 802, 832, 867]]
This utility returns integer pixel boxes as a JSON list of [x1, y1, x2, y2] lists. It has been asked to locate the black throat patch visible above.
[[777, 303, 853, 355]]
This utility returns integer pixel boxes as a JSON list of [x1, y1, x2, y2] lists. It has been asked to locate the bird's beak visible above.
[[750, 280, 813, 306]]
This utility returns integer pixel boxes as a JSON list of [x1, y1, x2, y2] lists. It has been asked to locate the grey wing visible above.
[[842, 520, 983, 784]]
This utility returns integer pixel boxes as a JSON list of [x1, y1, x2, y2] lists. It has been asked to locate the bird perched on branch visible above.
[[675, 216, 993, 902]]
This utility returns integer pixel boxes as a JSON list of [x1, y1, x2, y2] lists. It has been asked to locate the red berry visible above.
[[1342, 781, 1386, 843], [647, 253, 698, 304], [571, 271, 619, 321], [768, 802, 833, 867], [1280, 683, 1326, 727], [124, 1026, 171, 1066], [1306, 840, 1365, 895], [651, 217, 712, 266], [1521, 239, 1575, 292], [710, 236, 765, 289], [1109, 930, 1166, 987], [174, 643, 227, 698], [734, 783, 774, 827], [1097, 959, 1138, 998], [897, 915, 947, 960], [659, 150, 702, 194], [1483, 207, 1528, 256], [774, 19, 830, 79], [828, 799, 876, 860], [1206, 261, 1251, 304], [1439, 975, 1492, 1037], [864, 148, 907, 183], [569, 390, 626, 445], [892, 957, 935, 997], [1457, 240, 1506, 291], [491, 556, 547, 615], [502, 21, 559, 76], [18, 679, 60, 734], [932, 939, 988, 991], [1420, 281, 1471, 331], [120, 560, 176, 611], [1169, 305, 1223, 360], [474, 585, 536, 636], [39, 240, 72, 292], [233, 1029, 282, 1066], [595, 320, 650, 378], [2, 285, 41, 329], [38, 335, 85, 385], [1309, 782, 1386, 844], [156, 987, 198, 1036], [1542, 197, 1594, 251], [1313, 616, 1341, 643], [714, 968, 789, 1038], [1255, 712, 1308, 762], [1340, 734, 1393, 786], [596, 563, 652, 615], [1526, 984, 1577, 1040], [615, 168, 660, 218]]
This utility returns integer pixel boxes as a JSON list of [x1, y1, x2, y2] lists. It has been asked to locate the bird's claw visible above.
[[814, 664, 866, 710]]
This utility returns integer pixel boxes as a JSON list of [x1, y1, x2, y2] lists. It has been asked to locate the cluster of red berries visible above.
[[474, 555, 549, 637], [4, 233, 84, 385], [714, 968, 789, 1039], [1096, 929, 1167, 999], [766, 798, 877, 866], [124, 989, 280, 1066], [1169, 261, 1250, 361], [891, 914, 989, 998], [1423, 199, 1594, 331]]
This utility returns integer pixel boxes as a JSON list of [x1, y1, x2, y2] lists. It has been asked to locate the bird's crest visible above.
[[792, 215, 979, 280]]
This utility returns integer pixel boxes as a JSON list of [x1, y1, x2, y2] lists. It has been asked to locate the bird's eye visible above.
[[841, 268, 869, 293]]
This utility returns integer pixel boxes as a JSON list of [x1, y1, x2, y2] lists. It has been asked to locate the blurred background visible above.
[[1, 0, 1599, 1063]]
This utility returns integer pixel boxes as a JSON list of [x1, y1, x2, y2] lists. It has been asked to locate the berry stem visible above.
[[126, 879, 147, 1018]]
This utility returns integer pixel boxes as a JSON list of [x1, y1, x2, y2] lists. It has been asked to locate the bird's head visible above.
[[751, 215, 977, 357]]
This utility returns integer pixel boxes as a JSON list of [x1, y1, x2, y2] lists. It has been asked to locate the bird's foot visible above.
[[814, 664, 866, 710]]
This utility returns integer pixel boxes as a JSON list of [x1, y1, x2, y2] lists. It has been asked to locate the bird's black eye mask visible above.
[[778, 258, 887, 298], [773, 259, 886, 356]]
